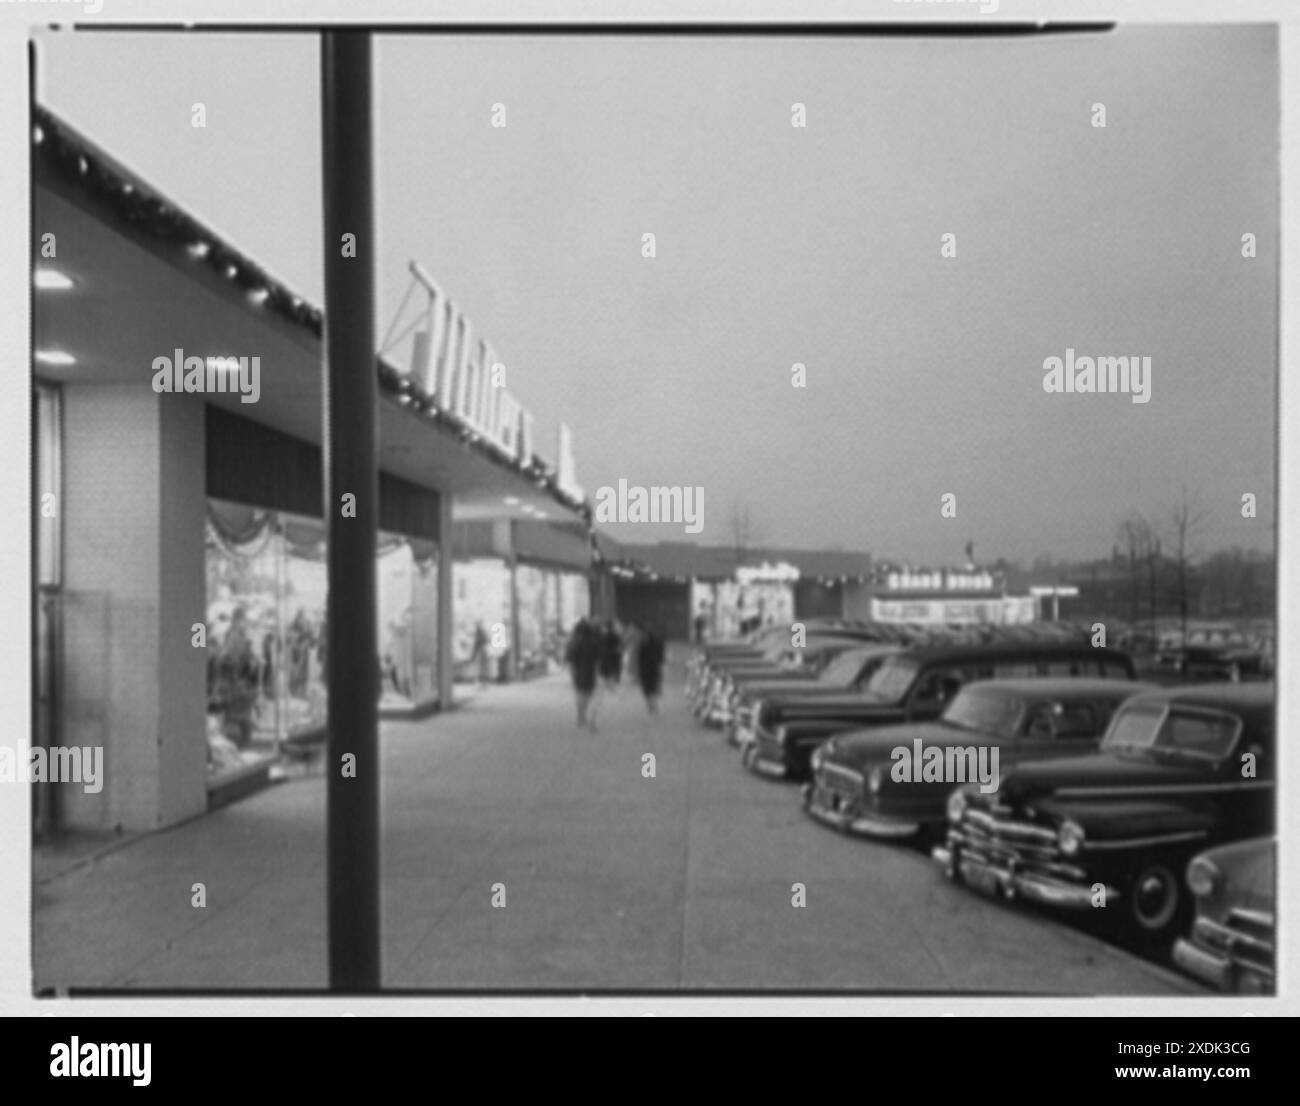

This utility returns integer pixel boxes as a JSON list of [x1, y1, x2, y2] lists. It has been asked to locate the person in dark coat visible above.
[[470, 621, 491, 685], [598, 620, 623, 690], [635, 623, 666, 714], [565, 619, 601, 730]]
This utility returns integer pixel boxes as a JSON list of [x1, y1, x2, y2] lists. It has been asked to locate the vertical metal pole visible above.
[[436, 496, 454, 709], [274, 522, 284, 758], [509, 555, 520, 681], [320, 30, 380, 993]]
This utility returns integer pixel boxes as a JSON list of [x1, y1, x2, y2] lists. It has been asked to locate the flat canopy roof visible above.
[[32, 106, 588, 527], [595, 536, 872, 582]]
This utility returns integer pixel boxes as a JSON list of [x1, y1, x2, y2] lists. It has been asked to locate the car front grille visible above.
[[753, 729, 785, 762], [1194, 908, 1275, 977], [956, 807, 1083, 878], [816, 761, 864, 799]]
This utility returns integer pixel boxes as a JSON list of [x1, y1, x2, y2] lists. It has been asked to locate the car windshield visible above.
[[820, 649, 869, 685], [1101, 703, 1240, 761], [941, 687, 1023, 734], [861, 657, 919, 702]]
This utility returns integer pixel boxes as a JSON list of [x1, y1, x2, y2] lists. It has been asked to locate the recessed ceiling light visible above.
[[34, 269, 74, 290], [204, 356, 242, 373], [35, 350, 76, 366]]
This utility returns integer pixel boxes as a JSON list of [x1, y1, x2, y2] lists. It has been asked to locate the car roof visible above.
[[1122, 682, 1275, 719], [954, 678, 1149, 699], [897, 641, 1132, 665], [803, 633, 870, 647], [841, 643, 904, 658]]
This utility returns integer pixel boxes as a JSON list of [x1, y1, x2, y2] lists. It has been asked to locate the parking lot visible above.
[[34, 648, 1198, 994]]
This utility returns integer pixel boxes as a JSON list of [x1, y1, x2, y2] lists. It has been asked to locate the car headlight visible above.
[[868, 766, 884, 794], [1186, 856, 1221, 898], [810, 745, 825, 771], [774, 725, 788, 746], [1057, 819, 1085, 857], [946, 790, 967, 824]]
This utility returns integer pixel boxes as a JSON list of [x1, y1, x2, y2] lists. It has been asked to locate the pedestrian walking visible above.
[[565, 619, 601, 731], [635, 622, 666, 714], [471, 621, 491, 686], [598, 620, 623, 691]]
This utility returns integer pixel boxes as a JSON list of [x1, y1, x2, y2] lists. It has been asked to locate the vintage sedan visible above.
[[1173, 837, 1274, 994], [935, 683, 1274, 942], [726, 644, 902, 745], [802, 679, 1149, 842], [700, 634, 869, 726], [743, 642, 1137, 782], [1153, 625, 1264, 683], [689, 621, 885, 708]]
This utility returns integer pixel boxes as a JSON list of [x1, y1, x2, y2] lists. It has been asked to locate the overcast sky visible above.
[[35, 24, 1278, 563]]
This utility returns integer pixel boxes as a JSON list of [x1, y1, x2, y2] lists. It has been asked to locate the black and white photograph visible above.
[[5, 2, 1296, 1034]]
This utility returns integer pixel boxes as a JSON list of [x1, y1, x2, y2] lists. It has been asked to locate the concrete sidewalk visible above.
[[33, 656, 1200, 994]]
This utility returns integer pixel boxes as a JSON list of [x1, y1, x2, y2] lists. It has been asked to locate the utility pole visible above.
[[321, 29, 380, 992]]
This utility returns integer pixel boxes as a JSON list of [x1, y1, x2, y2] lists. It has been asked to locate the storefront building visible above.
[[453, 518, 591, 679], [32, 107, 589, 835], [850, 566, 1038, 626], [592, 543, 1048, 637], [595, 540, 874, 640]]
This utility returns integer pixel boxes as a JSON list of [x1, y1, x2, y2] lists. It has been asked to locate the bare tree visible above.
[[728, 500, 764, 568], [1116, 511, 1155, 630], [1170, 484, 1207, 644]]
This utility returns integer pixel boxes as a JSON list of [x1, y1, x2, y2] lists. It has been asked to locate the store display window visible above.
[[205, 499, 440, 781]]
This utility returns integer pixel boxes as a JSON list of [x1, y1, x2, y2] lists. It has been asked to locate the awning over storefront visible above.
[[31, 105, 589, 526], [454, 518, 592, 573], [511, 519, 592, 573]]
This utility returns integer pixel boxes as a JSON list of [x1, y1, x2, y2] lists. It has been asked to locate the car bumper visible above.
[[802, 785, 920, 838], [932, 844, 1116, 910], [703, 698, 734, 726], [741, 724, 796, 778], [750, 754, 788, 778], [1171, 939, 1273, 994]]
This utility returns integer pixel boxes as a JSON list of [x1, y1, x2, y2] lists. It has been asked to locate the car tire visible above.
[[1125, 861, 1186, 942]]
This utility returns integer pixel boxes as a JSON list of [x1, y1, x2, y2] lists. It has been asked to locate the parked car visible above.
[[1153, 624, 1264, 683], [935, 683, 1274, 942], [688, 621, 882, 702], [698, 634, 872, 726], [802, 679, 1149, 843], [727, 644, 903, 746], [742, 642, 1137, 782], [1173, 837, 1274, 994]]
